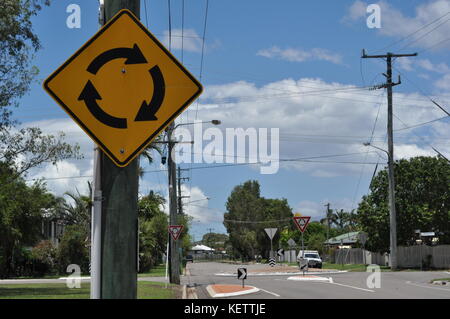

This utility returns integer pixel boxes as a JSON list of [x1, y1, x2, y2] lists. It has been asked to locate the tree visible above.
[[56, 224, 90, 274], [201, 232, 228, 251], [223, 180, 293, 260], [59, 183, 92, 234], [138, 191, 168, 272], [1, 1, 80, 177], [0, 163, 56, 278], [357, 156, 450, 253], [0, 0, 50, 124]]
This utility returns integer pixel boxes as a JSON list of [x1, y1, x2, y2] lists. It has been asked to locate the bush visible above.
[[56, 225, 90, 274], [30, 240, 57, 277]]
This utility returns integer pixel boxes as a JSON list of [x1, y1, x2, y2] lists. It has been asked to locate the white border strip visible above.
[[287, 276, 332, 282], [206, 285, 260, 298], [215, 271, 347, 277]]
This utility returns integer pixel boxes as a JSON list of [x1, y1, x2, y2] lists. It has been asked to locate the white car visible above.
[[297, 250, 323, 269]]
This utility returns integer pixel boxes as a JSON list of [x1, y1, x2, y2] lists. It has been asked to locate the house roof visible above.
[[324, 231, 361, 245], [191, 244, 215, 251]]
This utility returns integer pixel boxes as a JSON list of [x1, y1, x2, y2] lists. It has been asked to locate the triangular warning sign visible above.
[[293, 216, 311, 233], [168, 225, 184, 241]]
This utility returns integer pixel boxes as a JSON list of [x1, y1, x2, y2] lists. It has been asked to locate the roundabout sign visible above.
[[44, 9, 202, 167]]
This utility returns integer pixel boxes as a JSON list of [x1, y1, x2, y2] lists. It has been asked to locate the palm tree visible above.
[[332, 209, 349, 230], [58, 182, 93, 232]]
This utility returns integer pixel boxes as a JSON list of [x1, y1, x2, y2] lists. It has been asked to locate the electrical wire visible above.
[[375, 11, 450, 53]]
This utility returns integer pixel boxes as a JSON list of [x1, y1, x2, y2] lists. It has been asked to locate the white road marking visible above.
[[406, 281, 450, 292], [322, 281, 375, 293], [259, 288, 281, 297]]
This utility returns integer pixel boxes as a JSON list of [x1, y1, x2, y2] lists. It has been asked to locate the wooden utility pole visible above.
[[98, 0, 140, 299], [361, 50, 417, 270], [177, 167, 189, 215], [167, 123, 180, 284]]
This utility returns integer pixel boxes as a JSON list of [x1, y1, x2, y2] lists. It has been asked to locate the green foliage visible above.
[[138, 191, 168, 272], [0, 163, 55, 278], [0, 1, 50, 116], [56, 225, 89, 274], [357, 156, 450, 252], [0, 1, 81, 176], [138, 191, 165, 220], [30, 240, 56, 276], [201, 232, 228, 251], [139, 213, 168, 272], [280, 221, 334, 254], [223, 180, 293, 260]]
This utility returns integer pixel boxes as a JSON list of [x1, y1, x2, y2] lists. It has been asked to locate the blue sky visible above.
[[16, 0, 450, 241]]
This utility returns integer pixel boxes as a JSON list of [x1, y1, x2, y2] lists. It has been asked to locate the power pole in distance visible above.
[[324, 203, 331, 242], [177, 166, 190, 215], [361, 50, 417, 270], [167, 123, 180, 284]]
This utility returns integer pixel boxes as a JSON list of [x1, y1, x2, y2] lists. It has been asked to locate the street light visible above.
[[174, 119, 221, 130], [363, 141, 398, 270], [363, 142, 388, 156], [185, 197, 210, 205]]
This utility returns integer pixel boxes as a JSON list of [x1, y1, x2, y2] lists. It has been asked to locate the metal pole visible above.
[[90, 1, 105, 299], [301, 232, 305, 276], [100, 0, 140, 299], [91, 147, 102, 299], [167, 123, 180, 284]]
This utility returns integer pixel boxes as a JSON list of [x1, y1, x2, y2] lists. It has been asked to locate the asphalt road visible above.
[[183, 262, 450, 299]]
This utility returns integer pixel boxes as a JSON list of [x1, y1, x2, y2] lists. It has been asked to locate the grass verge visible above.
[[0, 281, 179, 299], [138, 264, 167, 277]]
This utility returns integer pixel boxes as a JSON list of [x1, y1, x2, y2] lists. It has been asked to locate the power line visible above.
[[393, 115, 449, 132], [223, 218, 292, 224], [375, 11, 450, 53], [143, 0, 149, 28], [26, 153, 384, 182], [195, 0, 210, 120], [167, 0, 172, 51], [397, 17, 450, 52], [351, 91, 385, 211], [393, 113, 449, 162]]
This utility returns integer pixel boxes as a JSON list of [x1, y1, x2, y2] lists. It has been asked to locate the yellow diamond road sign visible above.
[[44, 9, 202, 167]]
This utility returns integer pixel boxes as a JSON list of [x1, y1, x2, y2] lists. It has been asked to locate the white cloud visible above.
[[162, 28, 203, 52], [435, 73, 450, 90], [344, 0, 450, 50], [296, 198, 355, 221], [182, 186, 223, 224], [194, 77, 448, 176], [28, 160, 92, 196], [22, 76, 449, 197], [395, 144, 435, 159], [257, 46, 343, 65]]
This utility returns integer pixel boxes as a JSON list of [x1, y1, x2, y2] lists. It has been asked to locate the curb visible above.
[[206, 285, 260, 298]]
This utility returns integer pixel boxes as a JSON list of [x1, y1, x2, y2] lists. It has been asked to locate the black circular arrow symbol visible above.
[[78, 44, 165, 129]]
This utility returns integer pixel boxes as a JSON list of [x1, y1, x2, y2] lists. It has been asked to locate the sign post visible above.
[[237, 268, 247, 288], [44, 4, 202, 299], [293, 216, 311, 276]]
